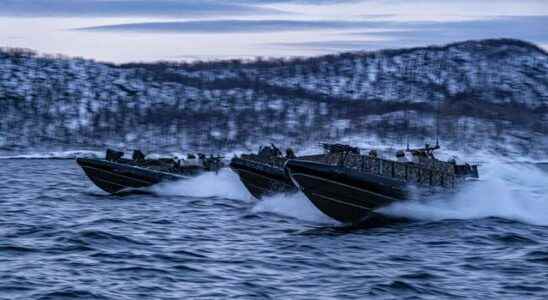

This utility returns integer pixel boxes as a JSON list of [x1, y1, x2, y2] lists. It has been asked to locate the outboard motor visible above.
[[106, 149, 124, 162], [470, 165, 479, 179], [455, 163, 480, 179]]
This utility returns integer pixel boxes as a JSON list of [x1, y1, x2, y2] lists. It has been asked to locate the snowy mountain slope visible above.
[[0, 39, 547, 157], [170, 39, 548, 107]]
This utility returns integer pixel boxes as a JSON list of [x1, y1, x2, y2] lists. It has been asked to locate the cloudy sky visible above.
[[0, 0, 547, 62]]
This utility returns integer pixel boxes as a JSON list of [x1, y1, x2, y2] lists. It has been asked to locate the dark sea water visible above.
[[1, 157, 548, 299]]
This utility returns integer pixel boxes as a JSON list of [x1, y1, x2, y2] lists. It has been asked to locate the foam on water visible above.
[[381, 161, 548, 226], [151, 169, 254, 201], [3, 150, 548, 299], [153, 168, 336, 224], [252, 192, 337, 224], [152, 153, 548, 226], [18, 146, 543, 226]]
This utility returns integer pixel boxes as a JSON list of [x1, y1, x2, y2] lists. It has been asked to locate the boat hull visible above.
[[285, 159, 408, 223], [76, 158, 184, 194], [230, 157, 296, 199]]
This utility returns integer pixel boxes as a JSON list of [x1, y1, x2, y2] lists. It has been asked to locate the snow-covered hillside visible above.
[[172, 39, 548, 107], [0, 39, 547, 157]]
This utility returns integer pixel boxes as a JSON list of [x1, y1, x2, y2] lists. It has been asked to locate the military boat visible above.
[[77, 149, 224, 194], [229, 144, 349, 199], [285, 144, 479, 223]]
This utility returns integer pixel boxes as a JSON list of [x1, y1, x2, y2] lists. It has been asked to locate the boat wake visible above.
[[151, 169, 253, 201], [252, 192, 337, 224], [380, 162, 548, 226], [152, 158, 548, 226], [152, 168, 335, 224]]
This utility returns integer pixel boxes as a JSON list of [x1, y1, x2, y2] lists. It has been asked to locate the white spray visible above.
[[152, 169, 254, 201], [148, 149, 548, 227], [153, 168, 336, 224], [252, 192, 337, 224], [380, 161, 548, 226]]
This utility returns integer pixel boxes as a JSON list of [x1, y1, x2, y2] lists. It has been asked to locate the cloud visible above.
[[77, 19, 391, 33], [273, 40, 376, 51], [269, 16, 548, 51], [230, 0, 363, 3], [0, 0, 282, 18], [77, 15, 548, 47], [354, 16, 548, 45]]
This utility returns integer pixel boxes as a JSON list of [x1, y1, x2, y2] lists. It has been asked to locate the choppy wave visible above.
[[2, 156, 548, 299], [381, 162, 548, 226], [14, 146, 543, 227]]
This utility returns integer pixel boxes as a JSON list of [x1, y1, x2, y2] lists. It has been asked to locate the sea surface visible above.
[[1, 155, 548, 299]]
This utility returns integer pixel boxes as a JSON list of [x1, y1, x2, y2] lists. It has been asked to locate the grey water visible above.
[[1, 158, 548, 299]]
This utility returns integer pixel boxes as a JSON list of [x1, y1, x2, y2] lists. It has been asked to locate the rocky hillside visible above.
[[0, 39, 547, 156]]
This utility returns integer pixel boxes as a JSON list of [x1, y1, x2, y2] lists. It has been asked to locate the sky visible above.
[[0, 0, 547, 62]]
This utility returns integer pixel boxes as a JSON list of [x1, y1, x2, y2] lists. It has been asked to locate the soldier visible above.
[[286, 148, 296, 159]]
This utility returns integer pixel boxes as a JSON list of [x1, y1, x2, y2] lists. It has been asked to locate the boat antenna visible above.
[[405, 64, 411, 151], [404, 97, 409, 150], [435, 99, 440, 148], [435, 59, 443, 149]]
